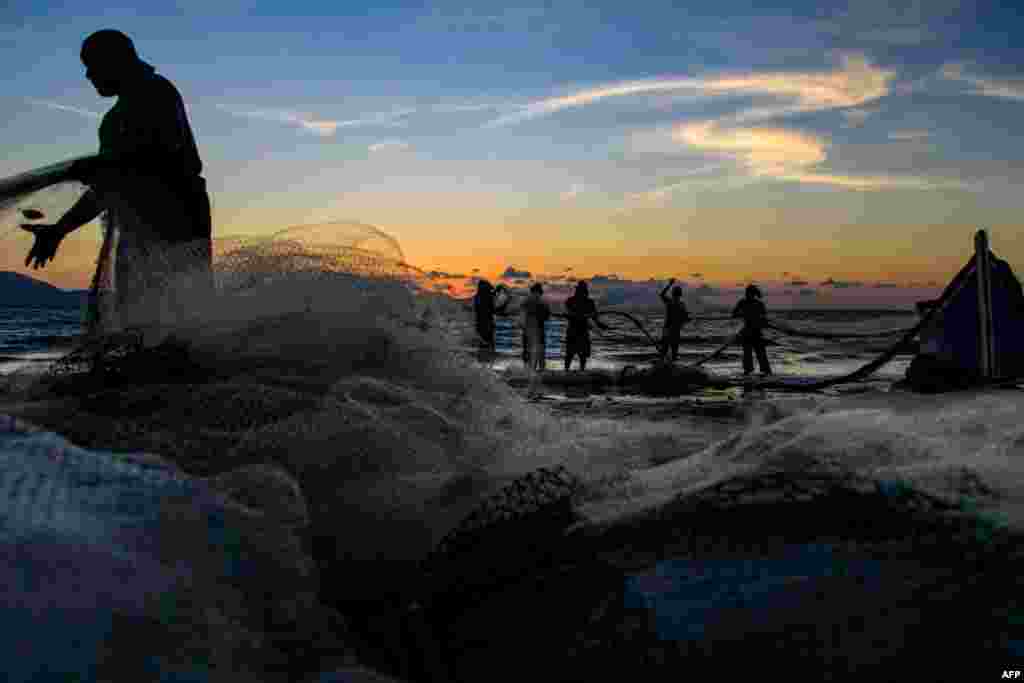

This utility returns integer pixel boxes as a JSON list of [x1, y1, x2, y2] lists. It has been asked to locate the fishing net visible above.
[[214, 221, 422, 295], [0, 158, 90, 220], [19, 220, 430, 386]]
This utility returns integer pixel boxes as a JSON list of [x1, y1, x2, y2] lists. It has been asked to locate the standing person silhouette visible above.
[[473, 280, 508, 352], [659, 278, 690, 362], [732, 284, 772, 376], [563, 280, 608, 371], [22, 29, 213, 338], [521, 283, 551, 372]]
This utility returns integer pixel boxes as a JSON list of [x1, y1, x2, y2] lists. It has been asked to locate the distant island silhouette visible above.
[[0, 271, 87, 307]]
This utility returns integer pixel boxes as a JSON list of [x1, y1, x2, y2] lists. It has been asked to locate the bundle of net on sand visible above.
[[28, 221, 425, 386]]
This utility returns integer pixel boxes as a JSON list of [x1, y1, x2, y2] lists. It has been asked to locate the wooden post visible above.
[[975, 229, 995, 379]]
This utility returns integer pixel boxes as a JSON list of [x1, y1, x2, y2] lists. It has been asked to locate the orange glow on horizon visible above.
[[3, 218, 1019, 296]]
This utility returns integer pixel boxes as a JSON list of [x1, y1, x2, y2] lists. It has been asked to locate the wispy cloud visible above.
[[430, 100, 518, 115], [941, 63, 1024, 101], [486, 54, 894, 127], [675, 121, 961, 191], [625, 164, 723, 203], [25, 98, 101, 120], [887, 130, 930, 141], [216, 105, 416, 136], [676, 124, 825, 176], [216, 106, 341, 136], [368, 140, 411, 153]]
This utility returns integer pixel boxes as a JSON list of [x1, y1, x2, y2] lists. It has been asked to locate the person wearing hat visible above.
[[22, 29, 212, 335], [658, 278, 691, 362], [732, 284, 772, 375], [563, 280, 609, 371]]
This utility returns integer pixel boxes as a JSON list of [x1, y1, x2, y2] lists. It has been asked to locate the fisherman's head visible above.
[[745, 284, 762, 300], [477, 279, 493, 294], [672, 285, 683, 299], [80, 30, 145, 97], [530, 283, 544, 296], [575, 280, 589, 296]]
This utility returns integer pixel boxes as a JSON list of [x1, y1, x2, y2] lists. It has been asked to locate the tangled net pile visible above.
[[419, 465, 584, 610], [22, 220, 429, 385], [427, 464, 583, 562]]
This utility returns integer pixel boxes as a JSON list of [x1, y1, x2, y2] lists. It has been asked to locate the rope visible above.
[[763, 318, 914, 340], [684, 331, 741, 368], [734, 268, 975, 392], [467, 262, 1024, 393], [594, 311, 665, 354], [690, 314, 733, 322]]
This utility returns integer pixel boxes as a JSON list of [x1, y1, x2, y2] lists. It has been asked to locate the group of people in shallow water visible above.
[[473, 277, 773, 376]]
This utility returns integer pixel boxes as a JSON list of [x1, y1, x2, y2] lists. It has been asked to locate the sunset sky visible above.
[[1, 0, 1022, 307]]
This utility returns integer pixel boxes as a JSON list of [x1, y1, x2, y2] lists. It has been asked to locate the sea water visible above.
[[2, 303, 916, 383], [446, 307, 918, 390], [0, 304, 81, 375]]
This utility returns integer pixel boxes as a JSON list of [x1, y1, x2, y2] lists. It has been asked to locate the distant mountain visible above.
[[0, 272, 87, 307]]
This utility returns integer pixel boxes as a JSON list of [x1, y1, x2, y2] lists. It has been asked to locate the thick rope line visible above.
[[763, 318, 914, 340], [684, 332, 741, 368], [735, 268, 975, 392], [593, 311, 664, 353]]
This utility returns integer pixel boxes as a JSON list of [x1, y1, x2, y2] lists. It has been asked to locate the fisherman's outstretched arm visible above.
[[659, 279, 673, 303], [78, 150, 169, 183], [22, 189, 104, 268], [56, 190, 104, 235]]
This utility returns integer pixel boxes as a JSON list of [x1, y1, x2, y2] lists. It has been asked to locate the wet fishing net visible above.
[[23, 220, 429, 386], [214, 221, 422, 293], [0, 157, 90, 224]]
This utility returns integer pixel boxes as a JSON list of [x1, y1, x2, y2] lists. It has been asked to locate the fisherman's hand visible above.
[[21, 224, 67, 269]]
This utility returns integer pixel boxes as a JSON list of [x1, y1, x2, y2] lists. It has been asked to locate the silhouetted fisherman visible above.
[[732, 284, 772, 375], [659, 278, 691, 362], [473, 280, 509, 351], [521, 283, 551, 372], [563, 280, 608, 371], [22, 29, 213, 336]]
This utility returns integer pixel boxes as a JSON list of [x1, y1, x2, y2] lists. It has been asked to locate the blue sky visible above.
[[1, 0, 1023, 305]]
